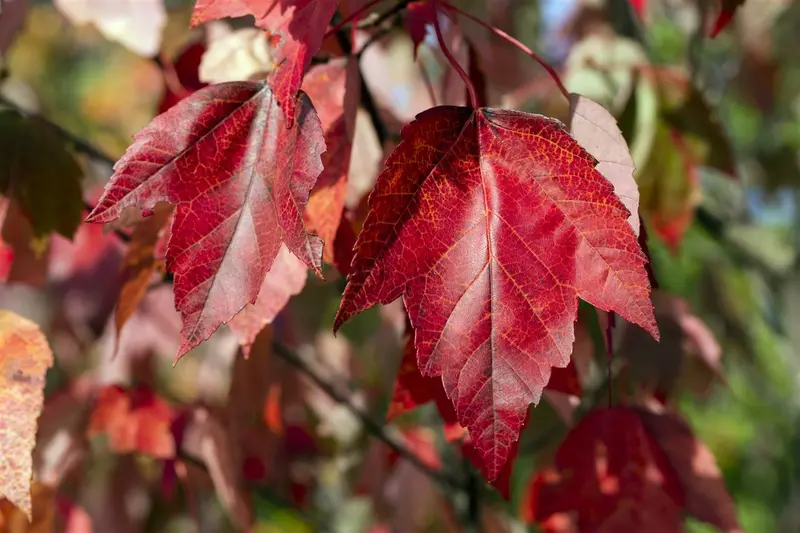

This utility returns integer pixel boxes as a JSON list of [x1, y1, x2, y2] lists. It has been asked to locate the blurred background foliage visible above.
[[1, 0, 799, 531]]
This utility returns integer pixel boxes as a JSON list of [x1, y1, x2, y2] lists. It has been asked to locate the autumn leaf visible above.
[[191, 0, 339, 123], [617, 291, 724, 399], [404, 1, 436, 58], [180, 407, 253, 531], [711, 0, 745, 37], [628, 0, 645, 18], [387, 332, 458, 425], [0, 482, 55, 532], [527, 407, 684, 532], [0, 0, 28, 56], [0, 199, 49, 287], [335, 105, 657, 480], [0, 110, 84, 240], [302, 58, 360, 264], [636, 408, 742, 533], [114, 205, 172, 351], [228, 245, 308, 356], [569, 94, 639, 233], [0, 311, 53, 520], [53, 0, 167, 57], [85, 81, 325, 360], [87, 384, 176, 459], [158, 41, 208, 114]]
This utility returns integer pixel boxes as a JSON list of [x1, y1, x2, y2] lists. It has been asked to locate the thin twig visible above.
[[325, 0, 387, 39], [431, 0, 477, 107], [271, 340, 466, 491], [463, 456, 483, 533], [442, 2, 570, 102], [334, 25, 389, 145]]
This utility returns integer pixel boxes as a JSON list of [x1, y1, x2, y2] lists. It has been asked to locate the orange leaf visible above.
[[0, 312, 54, 520]]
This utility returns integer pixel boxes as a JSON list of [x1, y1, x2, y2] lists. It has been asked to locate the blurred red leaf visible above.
[[302, 58, 360, 264], [404, 1, 436, 58], [114, 205, 172, 351], [335, 105, 657, 481], [191, 0, 339, 123], [86, 82, 325, 361], [0, 312, 53, 520], [0, 199, 49, 287], [711, 0, 745, 37], [387, 332, 457, 425], [629, 0, 645, 17], [88, 384, 176, 459], [636, 408, 742, 532], [158, 41, 208, 114], [332, 209, 358, 276], [180, 406, 254, 531], [527, 407, 685, 532]]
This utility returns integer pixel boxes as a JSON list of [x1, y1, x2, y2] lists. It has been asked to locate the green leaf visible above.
[[0, 109, 83, 239]]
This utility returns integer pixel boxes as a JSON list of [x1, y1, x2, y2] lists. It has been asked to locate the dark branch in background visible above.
[[272, 341, 466, 491], [463, 456, 483, 533], [333, 18, 388, 145]]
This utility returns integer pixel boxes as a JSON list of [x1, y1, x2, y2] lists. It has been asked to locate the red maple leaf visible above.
[[302, 58, 360, 265], [86, 82, 325, 360], [387, 331, 458, 426], [158, 41, 208, 114], [404, 1, 436, 58], [191, 0, 339, 123], [526, 407, 685, 532], [334, 105, 657, 481]]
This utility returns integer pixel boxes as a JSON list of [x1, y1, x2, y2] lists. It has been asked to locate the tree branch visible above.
[[271, 340, 467, 491]]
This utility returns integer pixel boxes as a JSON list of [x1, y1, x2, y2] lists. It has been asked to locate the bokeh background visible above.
[[1, 0, 799, 531]]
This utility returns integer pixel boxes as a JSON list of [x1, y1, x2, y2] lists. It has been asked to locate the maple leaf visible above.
[[0, 110, 84, 240], [158, 41, 208, 115], [53, 0, 167, 57], [0, 311, 54, 520], [335, 105, 657, 480], [114, 205, 172, 350], [191, 0, 339, 123], [569, 94, 639, 233], [228, 245, 308, 356], [87, 384, 176, 458], [527, 407, 684, 532], [85, 81, 325, 359], [636, 408, 742, 532], [404, 1, 436, 58], [387, 332, 458, 424], [302, 58, 360, 264], [617, 291, 724, 399], [0, 198, 49, 287]]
